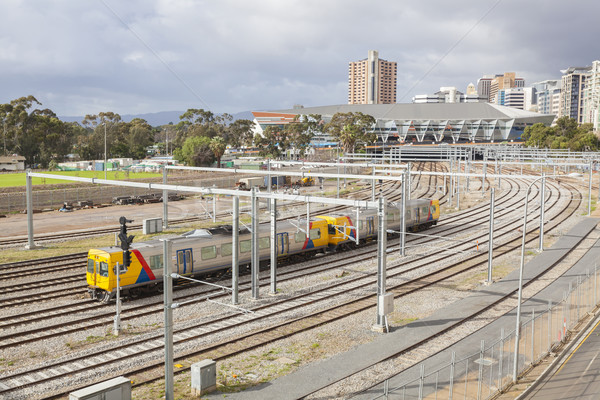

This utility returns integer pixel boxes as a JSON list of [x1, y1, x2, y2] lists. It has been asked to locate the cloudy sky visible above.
[[1, 0, 598, 118]]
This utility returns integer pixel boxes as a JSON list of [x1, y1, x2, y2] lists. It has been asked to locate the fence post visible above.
[[531, 310, 535, 362], [477, 340, 484, 400], [449, 351, 455, 400], [464, 359, 469, 399], [498, 328, 504, 389], [418, 363, 425, 400], [548, 300, 552, 352]]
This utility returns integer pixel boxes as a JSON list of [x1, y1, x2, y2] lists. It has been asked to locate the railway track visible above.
[[0, 163, 439, 248], [0, 171, 580, 396]]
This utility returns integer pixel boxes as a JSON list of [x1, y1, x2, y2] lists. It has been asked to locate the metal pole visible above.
[[407, 162, 412, 200], [375, 197, 387, 327], [251, 187, 259, 299], [104, 123, 107, 181], [232, 196, 239, 305], [270, 198, 277, 295], [25, 169, 36, 250], [337, 160, 340, 198], [162, 239, 174, 400], [267, 159, 272, 194], [589, 160, 593, 216], [487, 188, 495, 284], [401, 170, 407, 256], [113, 261, 121, 336], [456, 167, 461, 209], [539, 173, 545, 251], [371, 166, 375, 202], [513, 184, 532, 382], [163, 166, 169, 229], [482, 162, 487, 196], [212, 194, 216, 223]]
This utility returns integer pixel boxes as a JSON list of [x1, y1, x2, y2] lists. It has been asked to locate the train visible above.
[[86, 198, 440, 303]]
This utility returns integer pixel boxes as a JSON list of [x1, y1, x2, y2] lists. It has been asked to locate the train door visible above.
[[366, 216, 375, 236], [176, 248, 193, 274], [277, 232, 289, 256]]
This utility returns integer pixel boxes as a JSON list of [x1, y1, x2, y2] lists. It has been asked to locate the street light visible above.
[[104, 122, 107, 181], [513, 172, 581, 382]]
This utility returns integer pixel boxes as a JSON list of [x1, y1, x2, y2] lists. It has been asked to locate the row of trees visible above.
[[521, 117, 600, 151], [1, 96, 378, 169]]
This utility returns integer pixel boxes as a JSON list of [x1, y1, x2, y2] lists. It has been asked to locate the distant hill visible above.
[[59, 110, 255, 127]]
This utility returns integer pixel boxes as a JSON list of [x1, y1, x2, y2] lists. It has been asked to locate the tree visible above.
[[225, 119, 255, 148], [209, 137, 227, 167], [285, 114, 321, 158], [521, 117, 599, 151], [323, 112, 376, 154], [255, 126, 287, 158], [174, 136, 214, 166]]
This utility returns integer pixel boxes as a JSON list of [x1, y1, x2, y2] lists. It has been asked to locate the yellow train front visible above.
[[87, 244, 162, 303]]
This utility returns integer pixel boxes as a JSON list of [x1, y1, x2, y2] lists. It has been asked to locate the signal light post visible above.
[[115, 216, 134, 336]]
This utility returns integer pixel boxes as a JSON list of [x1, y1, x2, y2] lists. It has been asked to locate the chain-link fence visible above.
[[0, 175, 241, 213], [369, 266, 600, 400], [0, 166, 370, 214]]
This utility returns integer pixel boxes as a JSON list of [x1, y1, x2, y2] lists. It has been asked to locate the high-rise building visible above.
[[477, 75, 494, 101], [559, 66, 592, 123], [489, 72, 525, 104], [582, 60, 600, 130], [348, 50, 397, 104], [533, 80, 561, 115], [466, 83, 477, 95]]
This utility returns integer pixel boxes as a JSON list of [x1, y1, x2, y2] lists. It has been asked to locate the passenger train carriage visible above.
[[87, 198, 439, 303]]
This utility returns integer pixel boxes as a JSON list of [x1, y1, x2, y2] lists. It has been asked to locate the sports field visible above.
[[0, 170, 162, 188]]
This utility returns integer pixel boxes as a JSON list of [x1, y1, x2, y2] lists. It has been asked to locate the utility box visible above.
[[143, 218, 163, 235], [378, 293, 395, 316], [191, 359, 217, 396], [69, 376, 131, 400]]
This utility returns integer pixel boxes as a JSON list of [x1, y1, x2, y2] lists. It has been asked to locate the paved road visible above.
[[524, 316, 600, 400]]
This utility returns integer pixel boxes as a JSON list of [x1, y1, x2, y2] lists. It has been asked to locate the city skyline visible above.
[[0, 0, 599, 117]]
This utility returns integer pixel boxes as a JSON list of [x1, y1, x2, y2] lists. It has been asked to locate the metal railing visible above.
[[366, 265, 600, 400]]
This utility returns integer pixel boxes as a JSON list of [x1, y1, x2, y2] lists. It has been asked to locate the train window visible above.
[[309, 228, 320, 240], [178, 252, 184, 266], [422, 207, 428, 215], [240, 240, 251, 253], [259, 237, 270, 249], [201, 246, 217, 260], [328, 225, 336, 235], [294, 231, 306, 243], [87, 259, 94, 274], [221, 243, 232, 256], [149, 255, 163, 270], [430, 205, 437, 214], [99, 262, 109, 277]]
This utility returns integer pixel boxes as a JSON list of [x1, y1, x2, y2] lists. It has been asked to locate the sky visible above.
[[1, 0, 599, 118]]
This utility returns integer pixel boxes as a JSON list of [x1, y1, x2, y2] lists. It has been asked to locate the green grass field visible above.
[[0, 170, 162, 188]]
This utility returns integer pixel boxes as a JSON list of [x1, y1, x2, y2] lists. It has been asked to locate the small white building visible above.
[[0, 155, 26, 171]]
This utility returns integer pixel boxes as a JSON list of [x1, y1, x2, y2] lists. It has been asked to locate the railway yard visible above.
[[1, 154, 599, 400]]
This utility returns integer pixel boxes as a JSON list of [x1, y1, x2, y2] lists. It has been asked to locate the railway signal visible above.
[[118, 216, 134, 268]]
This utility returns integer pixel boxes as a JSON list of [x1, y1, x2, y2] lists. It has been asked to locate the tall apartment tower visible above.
[[489, 72, 525, 104], [582, 60, 600, 130], [559, 66, 592, 123], [348, 50, 397, 104], [533, 80, 561, 115], [477, 75, 494, 101]]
